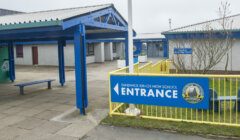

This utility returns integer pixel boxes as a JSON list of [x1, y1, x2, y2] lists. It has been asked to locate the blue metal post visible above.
[[8, 42, 15, 82], [163, 39, 169, 58], [74, 24, 88, 115], [58, 40, 66, 86], [124, 32, 129, 66]]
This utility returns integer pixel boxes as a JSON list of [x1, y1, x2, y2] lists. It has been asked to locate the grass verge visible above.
[[101, 115, 240, 139]]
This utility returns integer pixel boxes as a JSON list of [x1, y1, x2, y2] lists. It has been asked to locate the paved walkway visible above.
[[0, 61, 116, 140]]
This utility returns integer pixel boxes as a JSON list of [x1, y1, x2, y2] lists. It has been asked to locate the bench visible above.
[[14, 79, 55, 95], [209, 89, 240, 112]]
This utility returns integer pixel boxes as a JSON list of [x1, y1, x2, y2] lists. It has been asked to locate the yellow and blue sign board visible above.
[[110, 75, 209, 109]]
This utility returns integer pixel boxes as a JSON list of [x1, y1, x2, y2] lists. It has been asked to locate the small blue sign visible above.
[[110, 75, 209, 109], [133, 42, 142, 55], [174, 48, 192, 54]]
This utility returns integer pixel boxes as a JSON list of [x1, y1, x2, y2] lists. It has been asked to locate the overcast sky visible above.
[[0, 0, 240, 33]]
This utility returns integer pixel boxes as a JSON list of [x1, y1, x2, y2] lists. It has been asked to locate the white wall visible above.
[[15, 43, 97, 66], [86, 56, 95, 64], [38, 45, 58, 66], [14, 45, 32, 65], [94, 43, 105, 63], [225, 40, 240, 71], [104, 42, 113, 61], [116, 42, 124, 59], [64, 44, 75, 66], [169, 39, 240, 71]]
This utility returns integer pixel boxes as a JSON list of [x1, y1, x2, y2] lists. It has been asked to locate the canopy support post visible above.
[[8, 42, 15, 82], [74, 24, 88, 115], [163, 39, 169, 58], [58, 39, 66, 86]]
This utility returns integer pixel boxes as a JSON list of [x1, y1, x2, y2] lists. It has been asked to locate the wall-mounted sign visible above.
[[1, 60, 9, 72], [174, 48, 192, 54], [110, 75, 209, 109]]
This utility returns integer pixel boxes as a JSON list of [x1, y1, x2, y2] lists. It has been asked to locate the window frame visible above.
[[16, 45, 24, 58], [87, 43, 95, 56], [113, 43, 117, 53]]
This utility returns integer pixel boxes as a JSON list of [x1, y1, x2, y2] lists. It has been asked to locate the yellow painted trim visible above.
[[111, 73, 240, 78]]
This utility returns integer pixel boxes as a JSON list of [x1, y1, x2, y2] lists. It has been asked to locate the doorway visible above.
[[32, 46, 38, 65], [147, 42, 164, 58]]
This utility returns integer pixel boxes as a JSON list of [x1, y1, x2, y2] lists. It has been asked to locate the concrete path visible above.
[[0, 61, 116, 140], [81, 125, 211, 140]]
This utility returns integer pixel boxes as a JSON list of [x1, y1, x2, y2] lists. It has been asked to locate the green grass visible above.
[[101, 115, 240, 138], [209, 78, 239, 96]]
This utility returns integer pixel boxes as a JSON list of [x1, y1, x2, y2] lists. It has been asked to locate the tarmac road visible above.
[[81, 125, 211, 140]]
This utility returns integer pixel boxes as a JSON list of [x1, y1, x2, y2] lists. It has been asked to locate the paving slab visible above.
[[56, 120, 95, 138], [32, 120, 70, 134], [0, 105, 12, 112], [2, 107, 28, 115], [16, 108, 45, 117], [12, 117, 47, 130], [14, 131, 54, 140], [32, 102, 59, 111], [34, 110, 62, 120], [17, 100, 47, 108], [2, 100, 28, 107], [0, 116, 26, 130], [52, 108, 108, 138], [0, 126, 29, 140], [43, 134, 79, 140], [49, 104, 74, 112], [0, 113, 8, 120]]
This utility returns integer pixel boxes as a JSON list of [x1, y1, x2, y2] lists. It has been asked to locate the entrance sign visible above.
[[110, 75, 209, 109], [174, 48, 192, 54]]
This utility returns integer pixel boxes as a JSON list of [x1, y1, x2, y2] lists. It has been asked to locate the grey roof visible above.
[[134, 33, 165, 39], [0, 4, 111, 26], [163, 14, 240, 34], [0, 9, 23, 16]]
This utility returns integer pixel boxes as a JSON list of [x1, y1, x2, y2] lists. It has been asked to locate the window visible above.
[[87, 43, 94, 56], [16, 45, 23, 58], [113, 43, 117, 53]]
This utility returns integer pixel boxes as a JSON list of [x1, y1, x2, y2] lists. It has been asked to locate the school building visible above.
[[13, 33, 167, 66], [163, 14, 240, 72]]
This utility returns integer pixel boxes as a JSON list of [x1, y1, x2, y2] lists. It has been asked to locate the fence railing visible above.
[[109, 60, 240, 127]]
